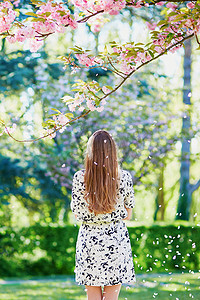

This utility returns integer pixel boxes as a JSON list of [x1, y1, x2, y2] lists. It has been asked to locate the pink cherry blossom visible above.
[[0, 1, 16, 34], [156, 1, 165, 6], [147, 22, 157, 31], [120, 61, 135, 74], [71, 0, 126, 15], [187, 2, 195, 9], [101, 99, 107, 105], [76, 54, 96, 67], [86, 100, 96, 111], [78, 106, 85, 112], [166, 3, 178, 9], [102, 86, 111, 94], [57, 114, 69, 126], [32, 21, 56, 35], [29, 39, 44, 53], [88, 15, 108, 33], [4, 123, 17, 135], [96, 106, 104, 112], [46, 129, 56, 139], [10, 0, 20, 7], [68, 103, 76, 112]]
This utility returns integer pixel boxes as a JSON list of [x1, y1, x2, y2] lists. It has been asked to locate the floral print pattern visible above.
[[71, 169, 136, 286]]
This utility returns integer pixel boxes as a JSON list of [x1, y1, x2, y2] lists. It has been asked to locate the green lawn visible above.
[[0, 272, 199, 299]]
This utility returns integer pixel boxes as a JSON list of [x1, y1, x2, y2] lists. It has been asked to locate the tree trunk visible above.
[[176, 39, 192, 220], [154, 165, 165, 221]]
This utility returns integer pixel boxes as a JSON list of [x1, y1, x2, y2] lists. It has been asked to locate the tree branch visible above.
[[3, 110, 91, 143], [190, 179, 200, 194], [99, 33, 194, 102]]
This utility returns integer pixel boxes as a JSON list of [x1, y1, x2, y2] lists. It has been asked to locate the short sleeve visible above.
[[124, 171, 135, 208], [71, 171, 86, 218]]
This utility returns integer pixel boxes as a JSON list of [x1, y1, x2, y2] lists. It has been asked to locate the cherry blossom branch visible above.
[[34, 10, 104, 39], [194, 33, 200, 45], [107, 56, 126, 78], [2, 110, 91, 143], [1, 33, 194, 143], [77, 10, 104, 23], [98, 33, 194, 102]]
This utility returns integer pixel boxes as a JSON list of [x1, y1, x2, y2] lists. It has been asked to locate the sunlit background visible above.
[[0, 3, 200, 299]]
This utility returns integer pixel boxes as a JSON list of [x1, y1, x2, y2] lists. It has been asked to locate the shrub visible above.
[[0, 223, 199, 277]]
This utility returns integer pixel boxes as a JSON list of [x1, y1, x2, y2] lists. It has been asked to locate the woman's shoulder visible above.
[[120, 169, 132, 179], [73, 169, 85, 180]]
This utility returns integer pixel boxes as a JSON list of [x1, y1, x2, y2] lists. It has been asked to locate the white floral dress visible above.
[[71, 169, 136, 286]]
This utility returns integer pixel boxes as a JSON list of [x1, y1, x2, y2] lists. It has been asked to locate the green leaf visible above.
[[30, 17, 47, 22], [135, 43, 144, 46], [148, 50, 154, 58], [51, 108, 62, 114], [65, 113, 74, 119], [104, 85, 113, 90], [157, 20, 167, 26], [180, 7, 189, 13], [31, 0, 46, 7], [95, 99, 100, 106], [62, 96, 74, 103], [25, 12, 39, 17], [41, 12, 51, 17]]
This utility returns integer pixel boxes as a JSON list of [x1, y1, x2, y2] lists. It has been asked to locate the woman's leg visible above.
[[85, 285, 102, 300], [102, 284, 121, 300]]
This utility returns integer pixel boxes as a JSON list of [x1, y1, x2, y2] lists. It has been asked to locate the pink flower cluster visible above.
[[35, 0, 77, 33], [113, 44, 152, 75], [6, 0, 78, 52], [71, 0, 126, 15], [75, 53, 104, 67], [0, 123, 17, 136], [10, 0, 20, 7], [88, 15, 108, 33], [45, 128, 56, 139], [67, 90, 106, 113], [0, 1, 16, 34], [6, 24, 44, 52], [53, 114, 70, 133], [75, 54, 96, 67], [187, 2, 196, 9]]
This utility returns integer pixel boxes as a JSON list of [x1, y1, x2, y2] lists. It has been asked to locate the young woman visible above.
[[71, 130, 136, 300]]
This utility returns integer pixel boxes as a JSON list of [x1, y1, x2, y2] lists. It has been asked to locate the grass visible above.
[[0, 272, 199, 299]]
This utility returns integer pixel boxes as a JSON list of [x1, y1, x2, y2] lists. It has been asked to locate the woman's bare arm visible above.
[[123, 207, 132, 220]]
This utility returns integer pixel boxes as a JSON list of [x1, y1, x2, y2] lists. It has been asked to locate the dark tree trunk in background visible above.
[[176, 39, 200, 220], [154, 165, 165, 221]]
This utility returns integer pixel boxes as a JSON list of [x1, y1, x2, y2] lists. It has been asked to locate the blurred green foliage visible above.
[[0, 154, 69, 226], [0, 223, 199, 277]]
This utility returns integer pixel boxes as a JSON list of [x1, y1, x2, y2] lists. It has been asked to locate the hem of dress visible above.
[[75, 277, 136, 286]]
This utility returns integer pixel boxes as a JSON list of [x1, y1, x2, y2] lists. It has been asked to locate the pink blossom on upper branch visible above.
[[29, 39, 44, 52], [71, 0, 126, 15], [0, 1, 16, 34], [35, 0, 78, 29], [87, 15, 109, 32], [10, 0, 20, 7], [5, 0, 77, 52], [187, 2, 196, 9]]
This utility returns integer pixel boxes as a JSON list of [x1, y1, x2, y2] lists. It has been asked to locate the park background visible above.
[[0, 0, 200, 299]]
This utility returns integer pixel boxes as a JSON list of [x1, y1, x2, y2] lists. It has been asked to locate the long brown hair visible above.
[[84, 130, 119, 214]]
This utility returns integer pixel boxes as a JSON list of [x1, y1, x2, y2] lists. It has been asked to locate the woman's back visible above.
[[71, 168, 135, 223]]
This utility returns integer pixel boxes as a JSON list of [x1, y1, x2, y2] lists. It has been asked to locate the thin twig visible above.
[[3, 110, 91, 143]]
